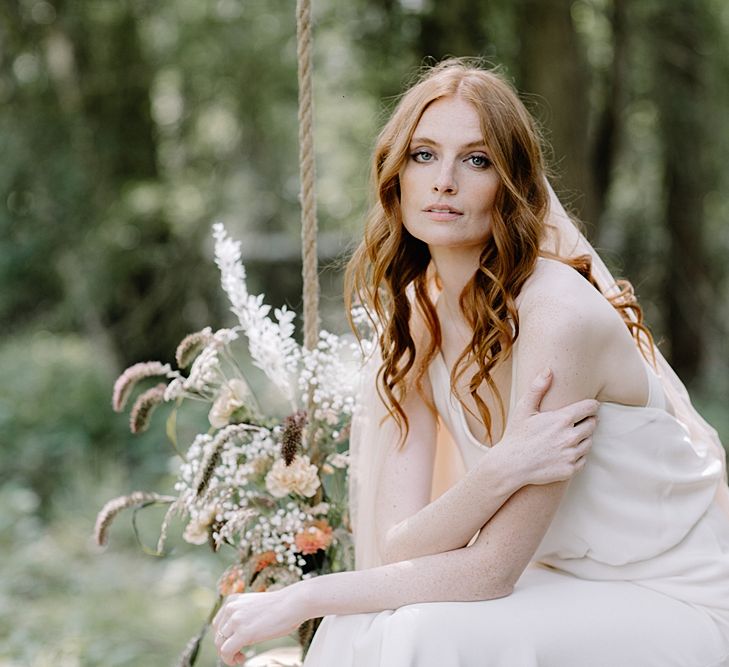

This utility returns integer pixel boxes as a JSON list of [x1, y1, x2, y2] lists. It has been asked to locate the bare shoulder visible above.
[[517, 257, 623, 346], [515, 258, 648, 406]]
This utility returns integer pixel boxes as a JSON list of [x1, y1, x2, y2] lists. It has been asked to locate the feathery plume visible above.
[[175, 629, 204, 667], [194, 423, 260, 497], [214, 508, 257, 548], [112, 361, 172, 412], [175, 327, 212, 369], [95, 491, 176, 547], [298, 617, 322, 655], [156, 498, 182, 555], [281, 410, 307, 466], [213, 223, 300, 401], [129, 383, 167, 434]]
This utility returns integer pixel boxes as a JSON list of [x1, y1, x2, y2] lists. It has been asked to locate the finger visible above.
[[221, 635, 245, 667], [213, 619, 227, 650], [573, 436, 592, 458], [561, 398, 600, 425], [213, 600, 235, 634], [570, 416, 597, 443], [220, 644, 236, 666], [517, 367, 553, 415], [214, 613, 236, 651], [212, 606, 226, 632], [214, 626, 229, 652]]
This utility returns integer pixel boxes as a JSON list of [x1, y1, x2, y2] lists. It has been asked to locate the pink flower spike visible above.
[[112, 361, 172, 412], [129, 383, 167, 434]]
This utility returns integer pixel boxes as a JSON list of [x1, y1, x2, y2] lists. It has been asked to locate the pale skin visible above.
[[213, 96, 653, 665]]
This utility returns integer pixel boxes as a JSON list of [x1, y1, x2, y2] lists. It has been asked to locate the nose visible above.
[[432, 161, 457, 194]]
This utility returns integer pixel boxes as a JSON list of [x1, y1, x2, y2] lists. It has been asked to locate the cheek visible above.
[[478, 176, 500, 212], [398, 170, 424, 215], [399, 167, 417, 199]]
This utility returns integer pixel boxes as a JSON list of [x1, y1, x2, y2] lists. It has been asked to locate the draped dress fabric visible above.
[[304, 344, 729, 667]]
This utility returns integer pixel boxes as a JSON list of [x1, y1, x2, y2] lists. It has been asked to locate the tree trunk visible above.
[[515, 0, 598, 227], [417, 0, 490, 60], [591, 0, 629, 220], [652, 0, 711, 383]]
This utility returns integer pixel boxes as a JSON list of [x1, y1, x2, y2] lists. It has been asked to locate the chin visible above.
[[404, 218, 491, 249], [416, 230, 490, 252]]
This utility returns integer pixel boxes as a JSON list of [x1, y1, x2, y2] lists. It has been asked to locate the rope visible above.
[[296, 0, 319, 354], [296, 0, 320, 458]]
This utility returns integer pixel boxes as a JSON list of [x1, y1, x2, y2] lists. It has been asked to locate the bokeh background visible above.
[[2, 0, 729, 665]]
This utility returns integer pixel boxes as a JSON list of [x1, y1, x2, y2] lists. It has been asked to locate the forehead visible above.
[[412, 96, 484, 144]]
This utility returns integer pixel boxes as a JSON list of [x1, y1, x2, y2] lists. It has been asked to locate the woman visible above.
[[213, 60, 729, 666]]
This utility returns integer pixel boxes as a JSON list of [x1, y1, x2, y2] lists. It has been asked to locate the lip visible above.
[[423, 203, 463, 221], [423, 203, 463, 214]]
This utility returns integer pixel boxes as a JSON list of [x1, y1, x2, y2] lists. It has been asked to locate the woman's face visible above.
[[399, 95, 500, 251]]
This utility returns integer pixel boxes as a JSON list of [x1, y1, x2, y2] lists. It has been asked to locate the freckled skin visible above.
[[400, 96, 500, 254], [212, 99, 653, 667]]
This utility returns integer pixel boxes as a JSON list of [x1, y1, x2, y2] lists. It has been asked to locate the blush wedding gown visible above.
[[303, 338, 729, 667]]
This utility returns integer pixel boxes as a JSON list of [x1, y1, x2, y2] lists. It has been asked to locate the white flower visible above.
[[213, 223, 301, 403], [208, 378, 252, 428], [327, 452, 350, 469], [265, 455, 320, 498], [297, 330, 363, 422], [164, 377, 184, 402], [211, 327, 239, 346], [308, 502, 330, 516], [182, 507, 217, 545], [184, 345, 220, 392]]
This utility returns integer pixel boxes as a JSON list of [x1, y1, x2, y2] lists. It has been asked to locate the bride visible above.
[[213, 60, 729, 666]]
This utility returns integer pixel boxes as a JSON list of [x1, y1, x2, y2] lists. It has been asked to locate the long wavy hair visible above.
[[345, 59, 653, 445]]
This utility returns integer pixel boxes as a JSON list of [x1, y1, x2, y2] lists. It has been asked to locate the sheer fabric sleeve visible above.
[[348, 346, 400, 570], [543, 181, 729, 513]]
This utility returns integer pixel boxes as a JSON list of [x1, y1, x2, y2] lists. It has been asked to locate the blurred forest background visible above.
[[2, 0, 729, 665]]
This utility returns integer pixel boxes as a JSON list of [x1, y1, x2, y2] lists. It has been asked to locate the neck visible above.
[[429, 245, 481, 316]]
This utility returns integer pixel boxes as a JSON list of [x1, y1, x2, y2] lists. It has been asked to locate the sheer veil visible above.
[[348, 181, 729, 571]]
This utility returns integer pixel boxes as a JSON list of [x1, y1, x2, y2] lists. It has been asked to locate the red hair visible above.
[[346, 59, 653, 445]]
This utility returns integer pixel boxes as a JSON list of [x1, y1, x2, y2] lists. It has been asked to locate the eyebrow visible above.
[[409, 137, 488, 149]]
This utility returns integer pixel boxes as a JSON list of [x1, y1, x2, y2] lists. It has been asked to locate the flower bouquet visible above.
[[95, 223, 372, 665]]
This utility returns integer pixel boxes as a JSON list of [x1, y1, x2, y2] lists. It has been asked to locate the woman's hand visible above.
[[212, 588, 305, 666], [495, 368, 599, 486]]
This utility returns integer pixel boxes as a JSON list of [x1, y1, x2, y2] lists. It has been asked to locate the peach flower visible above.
[[254, 550, 277, 573], [218, 564, 246, 596], [294, 519, 333, 555]]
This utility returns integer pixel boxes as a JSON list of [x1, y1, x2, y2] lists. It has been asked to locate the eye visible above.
[[466, 154, 491, 169], [411, 149, 435, 163]]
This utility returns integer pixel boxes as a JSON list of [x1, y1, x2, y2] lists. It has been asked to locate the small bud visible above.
[[175, 328, 212, 369], [129, 383, 167, 434], [281, 410, 307, 466]]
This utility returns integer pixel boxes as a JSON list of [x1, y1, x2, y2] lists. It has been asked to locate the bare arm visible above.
[[366, 322, 524, 567], [379, 298, 598, 565], [297, 295, 606, 614], [214, 284, 609, 664], [380, 368, 597, 564]]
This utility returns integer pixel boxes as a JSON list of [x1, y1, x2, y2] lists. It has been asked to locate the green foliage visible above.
[[0, 479, 226, 667], [0, 333, 170, 516], [1, 1, 728, 661]]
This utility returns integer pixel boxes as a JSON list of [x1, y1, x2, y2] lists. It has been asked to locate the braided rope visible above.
[[296, 0, 319, 354], [296, 0, 320, 458]]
